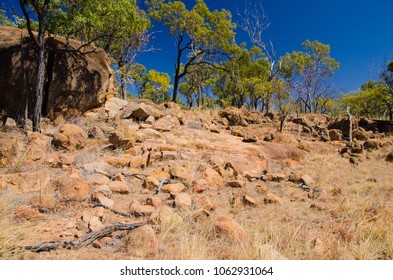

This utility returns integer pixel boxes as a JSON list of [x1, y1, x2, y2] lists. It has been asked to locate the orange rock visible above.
[[56, 177, 90, 201], [15, 205, 44, 221], [264, 193, 283, 205], [123, 225, 158, 257], [53, 124, 87, 151], [108, 181, 130, 194], [214, 215, 247, 240]]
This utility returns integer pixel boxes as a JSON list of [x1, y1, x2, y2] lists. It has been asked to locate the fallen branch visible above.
[[24, 223, 143, 253], [91, 202, 134, 218]]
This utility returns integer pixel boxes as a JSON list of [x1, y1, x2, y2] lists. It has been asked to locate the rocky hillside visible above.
[[1, 98, 393, 260]]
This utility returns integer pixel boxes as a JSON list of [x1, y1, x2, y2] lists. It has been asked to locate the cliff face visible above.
[[0, 26, 116, 121]]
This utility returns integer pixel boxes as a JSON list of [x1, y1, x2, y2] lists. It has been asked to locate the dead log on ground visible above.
[[24, 223, 144, 253]]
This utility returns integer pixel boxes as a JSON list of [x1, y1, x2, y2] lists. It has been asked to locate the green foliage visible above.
[[148, 0, 236, 102], [141, 69, 172, 103], [280, 40, 339, 113], [0, 9, 14, 26], [339, 82, 390, 118]]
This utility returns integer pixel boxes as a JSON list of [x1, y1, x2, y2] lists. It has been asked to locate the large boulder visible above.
[[0, 26, 116, 121]]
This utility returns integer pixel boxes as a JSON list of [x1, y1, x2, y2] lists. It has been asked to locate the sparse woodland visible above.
[[0, 0, 392, 260]]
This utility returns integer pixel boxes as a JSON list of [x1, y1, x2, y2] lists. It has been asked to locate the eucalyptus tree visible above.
[[148, 0, 236, 102], [18, 0, 60, 131], [380, 61, 393, 119], [280, 40, 339, 114]]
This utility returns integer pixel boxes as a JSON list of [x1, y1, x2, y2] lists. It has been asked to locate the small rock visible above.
[[15, 205, 44, 221], [243, 194, 259, 206], [145, 115, 156, 125], [109, 127, 136, 149], [106, 156, 131, 167], [226, 180, 246, 188], [108, 181, 129, 194], [174, 193, 192, 209], [30, 194, 58, 210], [364, 140, 379, 150], [256, 184, 268, 193], [96, 195, 115, 208], [92, 185, 112, 197], [192, 195, 215, 211], [154, 115, 180, 131], [122, 225, 158, 257], [85, 173, 110, 186], [56, 177, 90, 201], [349, 157, 359, 165], [301, 174, 315, 187], [386, 152, 393, 163], [146, 197, 162, 208], [264, 173, 286, 182], [150, 170, 171, 181], [129, 199, 155, 215], [88, 216, 103, 231], [53, 124, 87, 151], [328, 129, 342, 141], [243, 170, 262, 181], [288, 170, 304, 183], [264, 193, 283, 205], [170, 165, 189, 180], [243, 135, 257, 143], [143, 176, 160, 191], [214, 215, 247, 240], [162, 183, 186, 193], [92, 240, 103, 249], [263, 133, 275, 142]]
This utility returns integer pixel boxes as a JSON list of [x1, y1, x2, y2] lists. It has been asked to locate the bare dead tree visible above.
[[237, 1, 281, 80]]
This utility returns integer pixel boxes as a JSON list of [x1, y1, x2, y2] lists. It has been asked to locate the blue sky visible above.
[[138, 0, 393, 93], [3, 0, 393, 93]]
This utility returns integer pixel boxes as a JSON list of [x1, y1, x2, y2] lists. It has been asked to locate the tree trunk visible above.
[[279, 114, 287, 133], [32, 44, 46, 132], [121, 72, 127, 100]]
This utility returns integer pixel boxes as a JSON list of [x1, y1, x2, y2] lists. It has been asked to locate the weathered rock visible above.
[[192, 195, 215, 211], [301, 174, 315, 187], [0, 171, 50, 193], [91, 185, 112, 197], [243, 194, 259, 206], [226, 180, 246, 188], [219, 107, 249, 127], [264, 173, 286, 182], [263, 133, 275, 142], [154, 115, 180, 131], [288, 170, 304, 183], [0, 132, 17, 167], [386, 152, 393, 162], [30, 194, 58, 210], [123, 100, 163, 120], [146, 196, 162, 208], [129, 199, 155, 215], [214, 215, 247, 240], [108, 181, 130, 194], [95, 195, 115, 208], [0, 26, 116, 121], [243, 135, 258, 143], [143, 176, 160, 191], [106, 156, 131, 167], [328, 129, 342, 141], [231, 126, 245, 137], [353, 127, 369, 141], [122, 225, 158, 257], [105, 97, 128, 119], [204, 167, 224, 188], [174, 192, 192, 209], [88, 126, 106, 139], [150, 170, 171, 181], [170, 165, 189, 180], [162, 183, 186, 193], [136, 128, 164, 142], [85, 173, 110, 186], [243, 170, 262, 181], [350, 142, 363, 154], [56, 177, 90, 201], [88, 216, 103, 232], [53, 124, 87, 151], [145, 115, 156, 126], [109, 126, 136, 149], [363, 140, 380, 150], [15, 205, 44, 221], [349, 157, 359, 165], [264, 193, 283, 205]]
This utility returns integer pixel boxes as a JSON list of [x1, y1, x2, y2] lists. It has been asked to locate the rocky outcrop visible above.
[[0, 26, 116, 121]]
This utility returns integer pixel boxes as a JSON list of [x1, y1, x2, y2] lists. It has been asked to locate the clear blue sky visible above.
[[3, 0, 393, 93], [138, 0, 393, 93]]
